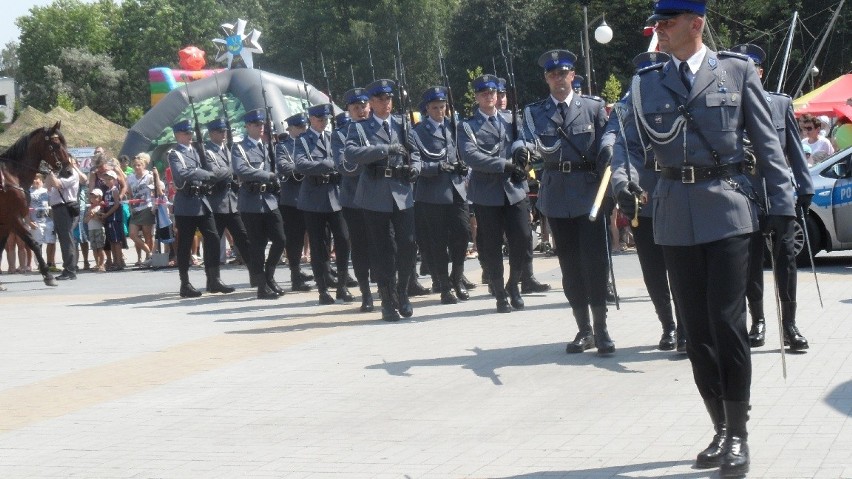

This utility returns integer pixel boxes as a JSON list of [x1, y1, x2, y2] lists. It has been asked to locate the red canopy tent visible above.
[[793, 74, 852, 116]]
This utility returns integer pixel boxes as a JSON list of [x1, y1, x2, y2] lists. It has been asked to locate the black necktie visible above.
[[679, 62, 692, 91], [383, 121, 391, 139], [558, 102, 569, 125], [439, 124, 447, 145]]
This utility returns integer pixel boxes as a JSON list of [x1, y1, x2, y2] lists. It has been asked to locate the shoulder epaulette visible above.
[[580, 94, 604, 103], [637, 63, 665, 75], [718, 51, 749, 61], [527, 98, 548, 108]]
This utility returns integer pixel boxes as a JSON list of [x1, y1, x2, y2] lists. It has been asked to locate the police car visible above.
[[796, 146, 852, 263]]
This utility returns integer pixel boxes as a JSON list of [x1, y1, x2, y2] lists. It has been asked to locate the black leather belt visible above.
[[180, 184, 211, 197], [543, 161, 596, 173], [369, 165, 405, 179], [644, 158, 662, 172], [310, 174, 341, 186], [243, 182, 277, 193], [660, 163, 744, 184]]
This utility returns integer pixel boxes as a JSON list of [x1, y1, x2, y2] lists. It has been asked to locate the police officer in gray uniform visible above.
[[459, 74, 531, 314], [167, 119, 234, 298], [730, 43, 813, 352], [203, 118, 255, 284], [344, 79, 422, 322], [497, 77, 551, 295], [610, 51, 686, 352], [412, 86, 471, 304], [335, 88, 375, 312], [294, 103, 354, 305], [615, 2, 797, 475], [276, 113, 313, 293], [232, 108, 285, 300], [515, 50, 612, 353]]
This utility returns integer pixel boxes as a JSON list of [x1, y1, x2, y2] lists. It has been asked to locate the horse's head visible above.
[[33, 121, 71, 173]]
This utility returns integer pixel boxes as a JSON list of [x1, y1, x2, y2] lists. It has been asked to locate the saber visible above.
[[588, 166, 612, 221], [764, 179, 787, 379], [600, 207, 620, 310], [798, 205, 823, 308]]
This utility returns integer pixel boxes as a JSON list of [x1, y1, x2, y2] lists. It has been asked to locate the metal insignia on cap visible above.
[[649, 53, 657, 62], [381, 80, 388, 86], [551, 51, 559, 60], [435, 87, 440, 93]]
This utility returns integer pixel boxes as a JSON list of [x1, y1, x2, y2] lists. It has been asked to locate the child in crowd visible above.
[[99, 170, 126, 271], [27, 173, 57, 271], [85, 189, 107, 272]]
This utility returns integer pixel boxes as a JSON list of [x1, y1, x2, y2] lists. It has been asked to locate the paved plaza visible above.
[[0, 251, 850, 478]]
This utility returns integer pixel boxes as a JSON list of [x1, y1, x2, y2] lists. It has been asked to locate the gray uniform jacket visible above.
[[745, 92, 814, 204], [458, 112, 528, 207], [614, 49, 795, 246], [294, 129, 342, 213], [274, 138, 301, 207], [607, 101, 660, 219], [231, 136, 278, 213], [333, 124, 362, 209], [344, 114, 422, 213], [203, 140, 239, 214], [412, 118, 467, 204], [168, 143, 214, 216], [522, 94, 608, 218]]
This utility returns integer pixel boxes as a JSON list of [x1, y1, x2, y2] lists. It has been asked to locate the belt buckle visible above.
[[560, 162, 572, 173], [681, 166, 695, 184], [259, 184, 267, 193], [384, 167, 394, 178]]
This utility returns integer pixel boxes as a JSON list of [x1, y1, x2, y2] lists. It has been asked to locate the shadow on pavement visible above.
[[365, 343, 687, 385], [491, 460, 707, 478], [825, 379, 852, 417]]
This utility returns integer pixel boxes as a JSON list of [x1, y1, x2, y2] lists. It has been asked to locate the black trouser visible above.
[[241, 209, 286, 279], [214, 212, 255, 276], [473, 197, 532, 296], [633, 217, 677, 323], [175, 213, 220, 282], [50, 204, 78, 274], [304, 210, 350, 290], [746, 217, 797, 305], [414, 202, 432, 277], [663, 234, 751, 403], [342, 206, 372, 287], [418, 193, 470, 286], [548, 214, 609, 310], [362, 205, 416, 289], [279, 204, 306, 273]]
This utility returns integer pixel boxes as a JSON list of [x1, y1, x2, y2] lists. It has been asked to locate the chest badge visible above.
[[654, 115, 663, 125]]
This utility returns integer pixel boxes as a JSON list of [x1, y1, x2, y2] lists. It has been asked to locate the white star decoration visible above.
[[212, 18, 263, 69]]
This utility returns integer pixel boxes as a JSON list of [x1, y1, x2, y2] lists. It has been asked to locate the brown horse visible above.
[[0, 122, 71, 290]]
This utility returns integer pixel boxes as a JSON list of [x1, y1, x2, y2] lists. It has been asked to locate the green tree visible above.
[[48, 47, 129, 123], [0, 42, 19, 78], [16, 0, 120, 110], [600, 73, 622, 104], [56, 91, 76, 111]]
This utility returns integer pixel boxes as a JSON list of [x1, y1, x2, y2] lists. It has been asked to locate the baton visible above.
[[798, 205, 823, 308]]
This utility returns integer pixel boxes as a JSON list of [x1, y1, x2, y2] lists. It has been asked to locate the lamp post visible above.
[[582, 4, 613, 95]]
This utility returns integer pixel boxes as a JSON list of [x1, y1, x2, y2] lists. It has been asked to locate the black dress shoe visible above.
[[748, 318, 766, 347], [267, 280, 285, 296], [507, 285, 524, 310], [565, 331, 594, 353], [318, 290, 336, 305], [658, 329, 677, 351], [696, 429, 728, 469], [180, 282, 202, 298], [56, 271, 77, 280], [521, 277, 550, 294], [336, 287, 354, 302], [453, 281, 469, 300], [440, 289, 458, 304], [783, 323, 809, 351], [408, 278, 431, 297], [496, 297, 511, 313], [360, 292, 374, 312], [207, 278, 235, 294], [345, 274, 358, 287], [291, 276, 312, 292], [677, 337, 687, 353], [720, 436, 749, 478], [382, 306, 401, 322], [257, 284, 279, 300], [299, 271, 314, 282], [461, 274, 476, 289], [398, 298, 414, 318]]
